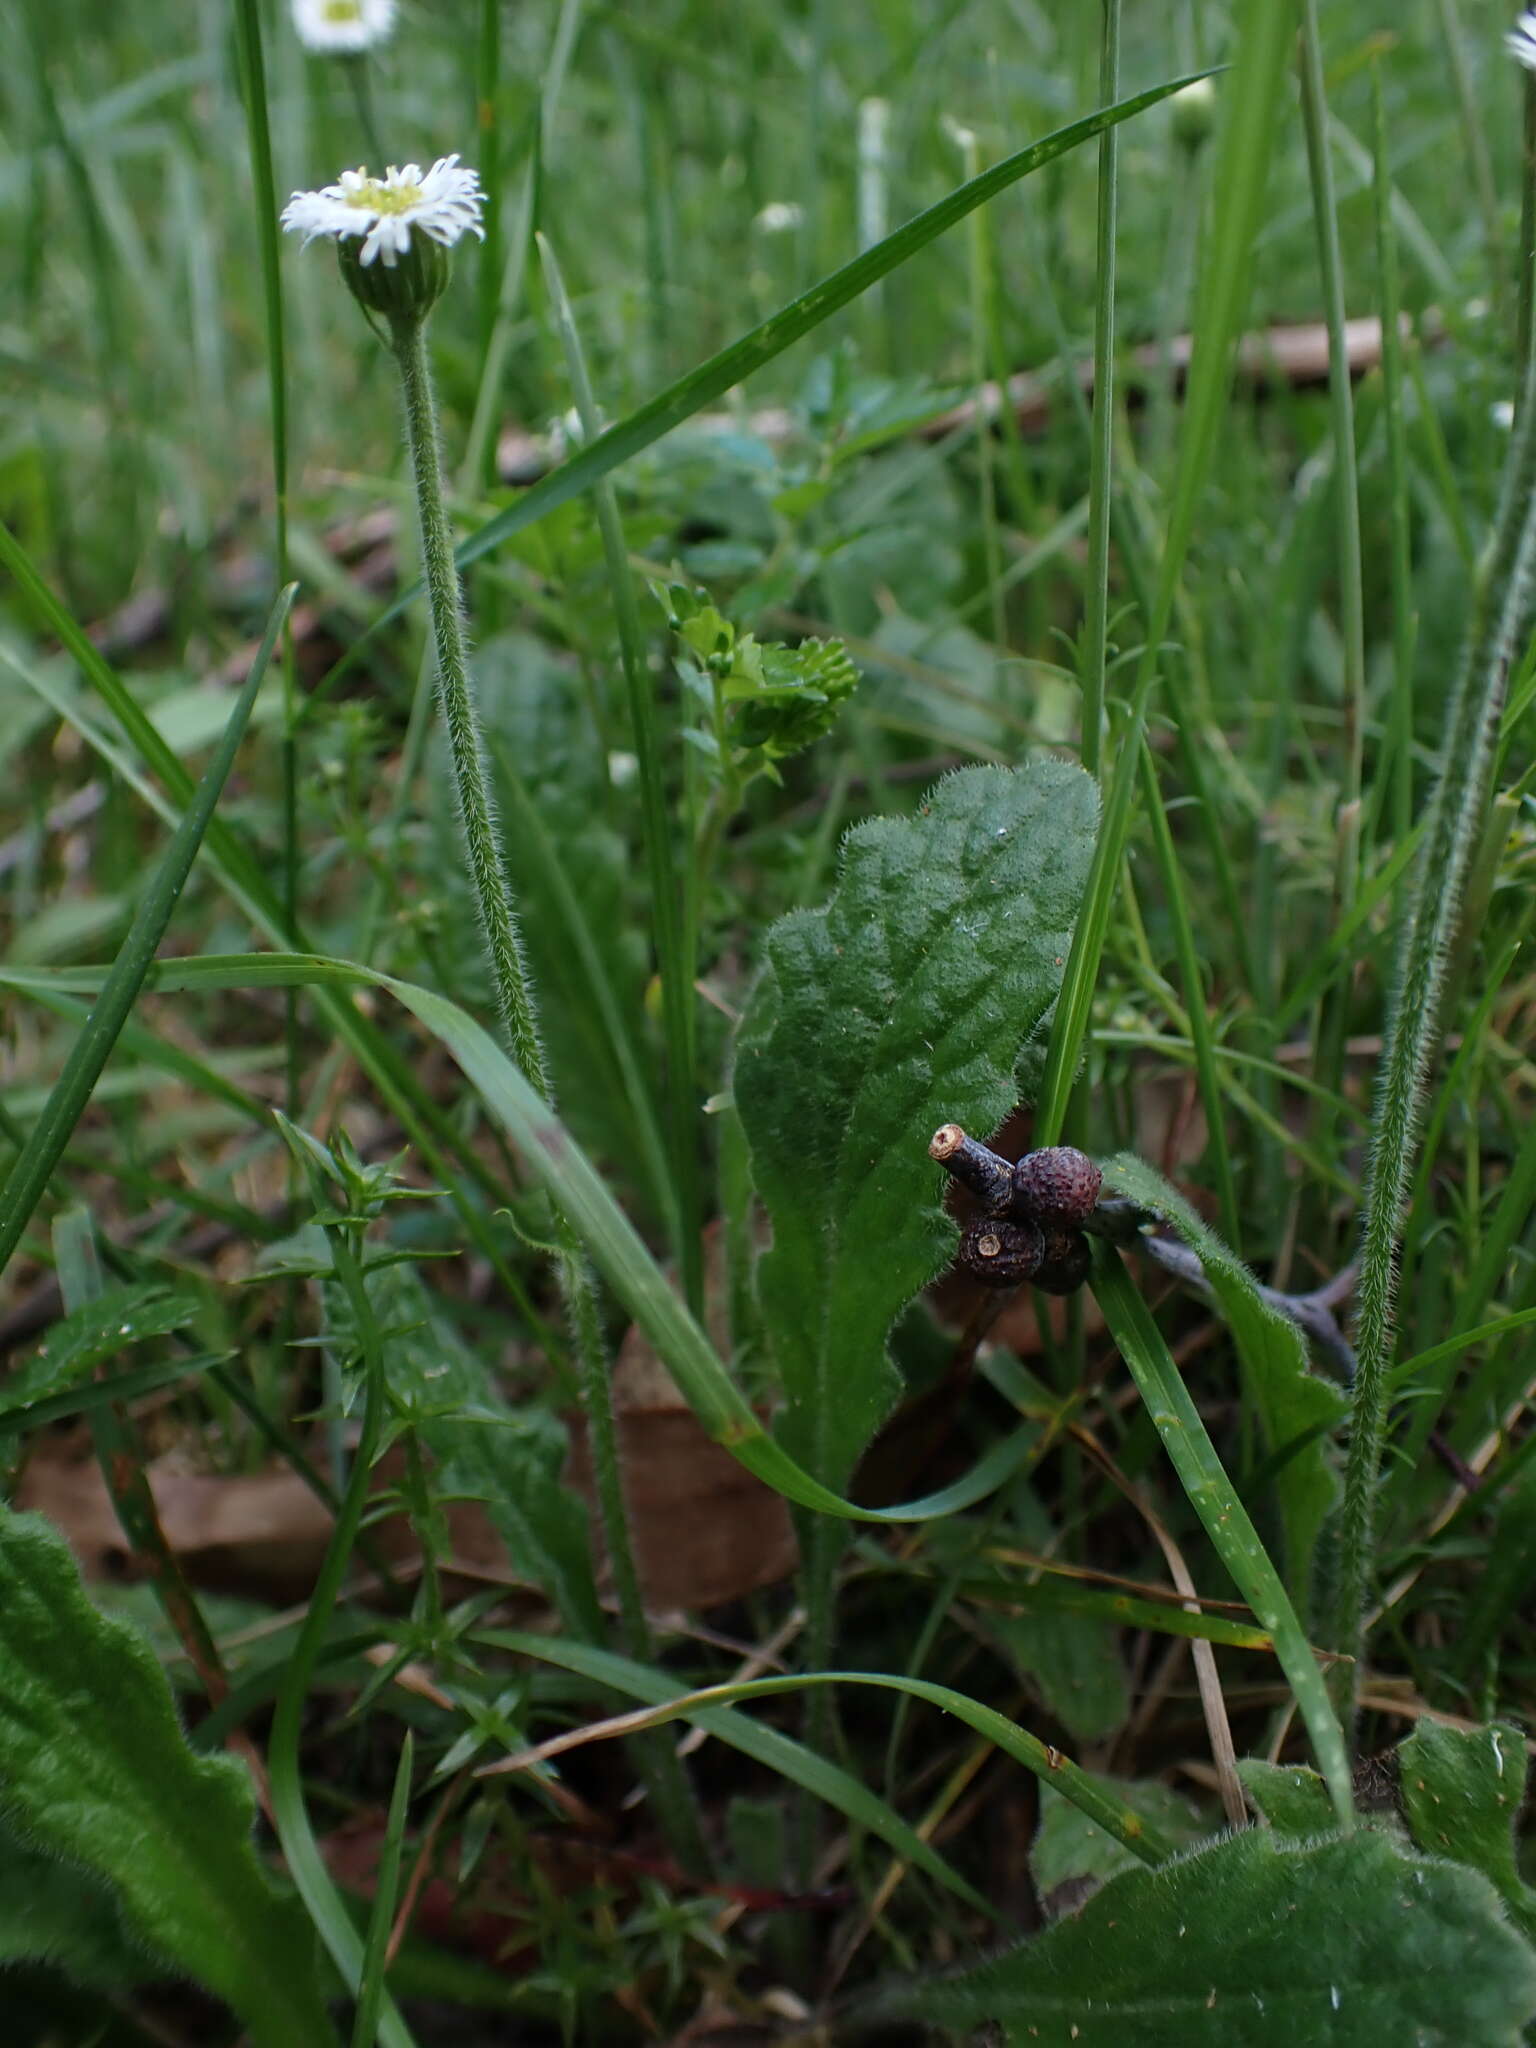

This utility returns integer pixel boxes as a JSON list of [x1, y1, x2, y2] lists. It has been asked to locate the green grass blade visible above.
[[537, 231, 701, 1315], [1035, 2, 1295, 1143], [1089, 1242, 1353, 1828], [475, 1632, 1171, 1878], [266, 1233, 417, 2048], [350, 1733, 413, 2048], [1370, 58, 1417, 848], [0, 585, 294, 1282]]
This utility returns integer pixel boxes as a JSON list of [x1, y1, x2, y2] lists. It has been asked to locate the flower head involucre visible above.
[[1509, 9, 1536, 70], [281, 157, 485, 269], [292, 0, 397, 53]]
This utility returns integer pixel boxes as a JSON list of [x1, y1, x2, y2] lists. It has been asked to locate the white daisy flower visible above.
[[281, 157, 485, 268], [1509, 9, 1536, 71], [754, 201, 803, 235], [292, 0, 397, 54]]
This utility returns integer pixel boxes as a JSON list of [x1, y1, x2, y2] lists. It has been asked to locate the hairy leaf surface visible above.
[[735, 761, 1097, 1489], [1400, 1720, 1536, 1941], [0, 1509, 336, 2045], [899, 1826, 1536, 2045], [1236, 1759, 1336, 1837]]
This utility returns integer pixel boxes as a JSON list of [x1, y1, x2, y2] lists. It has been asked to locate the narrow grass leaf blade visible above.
[[475, 1632, 1170, 1877], [1089, 1244, 1353, 1827], [1102, 1152, 1345, 1593], [351, 1733, 414, 2048], [0, 584, 294, 1280], [1036, 2, 1295, 1139]]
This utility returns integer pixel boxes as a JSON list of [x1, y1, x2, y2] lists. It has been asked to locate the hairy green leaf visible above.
[[1102, 1152, 1344, 1593], [735, 761, 1097, 1490], [0, 1508, 337, 2045], [1030, 1780, 1203, 1910], [1400, 1721, 1536, 1942], [0, 1285, 201, 1418], [1236, 1760, 1336, 1837], [0, 1824, 164, 1990], [894, 1827, 1536, 2045]]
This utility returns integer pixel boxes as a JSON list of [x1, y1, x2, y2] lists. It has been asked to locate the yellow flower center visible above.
[[346, 177, 423, 215], [322, 1, 364, 19]]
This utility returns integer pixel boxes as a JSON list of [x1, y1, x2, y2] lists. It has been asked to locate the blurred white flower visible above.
[[1492, 398, 1516, 430], [1509, 10, 1536, 70], [292, 0, 397, 53], [1170, 75, 1217, 151], [753, 201, 803, 234], [281, 157, 484, 267]]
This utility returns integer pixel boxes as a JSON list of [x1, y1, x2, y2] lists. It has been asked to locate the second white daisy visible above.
[[292, 0, 397, 54], [281, 157, 485, 268]]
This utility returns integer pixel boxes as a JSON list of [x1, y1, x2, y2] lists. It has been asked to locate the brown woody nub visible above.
[[929, 1123, 1015, 1213]]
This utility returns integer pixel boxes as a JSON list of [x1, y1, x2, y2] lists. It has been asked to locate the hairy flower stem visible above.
[[1332, 315, 1536, 1717], [388, 312, 705, 1871]]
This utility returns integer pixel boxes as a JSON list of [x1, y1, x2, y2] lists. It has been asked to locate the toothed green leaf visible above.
[[734, 761, 1097, 1490]]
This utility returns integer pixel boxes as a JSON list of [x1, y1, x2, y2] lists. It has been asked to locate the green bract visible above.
[[339, 232, 451, 324]]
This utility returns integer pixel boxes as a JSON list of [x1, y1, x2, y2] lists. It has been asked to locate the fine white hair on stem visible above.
[[281, 158, 484, 268], [291, 0, 396, 54]]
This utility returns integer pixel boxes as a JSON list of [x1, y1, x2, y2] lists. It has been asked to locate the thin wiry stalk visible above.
[[390, 316, 547, 1092], [1298, 0, 1365, 899], [1370, 60, 1416, 849], [388, 310, 706, 1872], [1080, 0, 1121, 779], [1520, 69, 1536, 407], [1333, 312, 1536, 1709]]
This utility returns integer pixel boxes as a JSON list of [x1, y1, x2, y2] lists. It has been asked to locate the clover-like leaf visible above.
[[734, 761, 1097, 1490]]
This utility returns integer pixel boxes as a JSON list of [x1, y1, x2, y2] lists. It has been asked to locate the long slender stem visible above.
[[1370, 61, 1416, 851], [1298, 0, 1365, 899], [1080, 0, 1120, 779], [1435, 0, 1506, 325], [536, 236, 704, 1320], [268, 1232, 416, 2048], [1297, 2, 1366, 1207], [1332, 299, 1536, 1710], [390, 314, 550, 1095], [1519, 71, 1536, 393], [387, 310, 705, 1869]]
